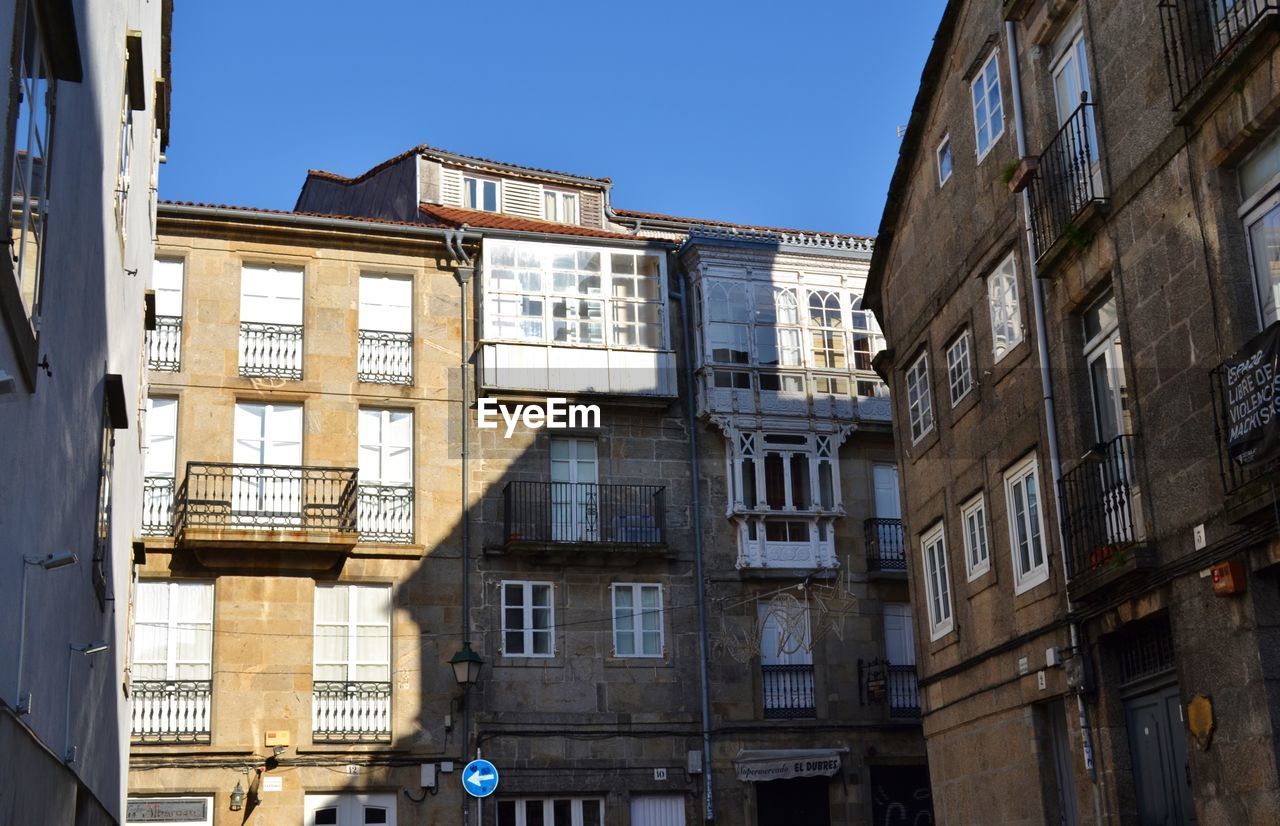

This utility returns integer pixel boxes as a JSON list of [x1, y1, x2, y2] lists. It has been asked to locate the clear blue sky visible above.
[[160, 1, 946, 236]]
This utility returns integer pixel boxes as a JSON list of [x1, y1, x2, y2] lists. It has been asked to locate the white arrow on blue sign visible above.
[[462, 759, 500, 798]]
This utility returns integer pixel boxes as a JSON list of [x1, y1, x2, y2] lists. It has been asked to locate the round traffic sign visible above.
[[462, 758, 500, 798]]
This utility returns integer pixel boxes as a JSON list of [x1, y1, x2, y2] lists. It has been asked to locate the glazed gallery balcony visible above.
[[168, 462, 360, 558], [501, 481, 666, 552]]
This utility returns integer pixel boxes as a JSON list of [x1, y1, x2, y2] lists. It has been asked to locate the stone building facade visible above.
[[123, 145, 928, 825], [0, 2, 172, 825], [867, 1, 1280, 824]]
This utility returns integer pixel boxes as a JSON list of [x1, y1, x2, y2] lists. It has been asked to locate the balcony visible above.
[[865, 518, 906, 573], [142, 475, 175, 536], [358, 330, 413, 385], [146, 315, 182, 371], [887, 665, 921, 720], [762, 664, 815, 719], [1058, 435, 1153, 600], [1159, 0, 1279, 110], [312, 681, 391, 743], [478, 341, 677, 399], [501, 481, 666, 552], [130, 680, 212, 744], [358, 484, 414, 544], [1027, 99, 1107, 263], [172, 462, 358, 556], [239, 321, 302, 379]]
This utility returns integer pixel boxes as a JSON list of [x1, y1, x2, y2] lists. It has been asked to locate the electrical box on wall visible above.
[[1210, 560, 1246, 596], [264, 730, 290, 747]]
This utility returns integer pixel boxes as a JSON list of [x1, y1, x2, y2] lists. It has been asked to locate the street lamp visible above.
[[449, 643, 484, 686], [15, 551, 80, 713], [64, 641, 109, 763], [229, 781, 245, 811]]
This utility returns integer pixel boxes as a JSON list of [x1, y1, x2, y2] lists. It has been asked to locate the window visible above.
[[707, 281, 751, 364], [715, 369, 752, 389], [464, 175, 499, 212], [115, 71, 134, 238], [93, 391, 122, 610], [1083, 289, 1129, 443], [498, 798, 604, 826], [960, 494, 990, 579], [484, 240, 665, 349], [612, 584, 663, 657], [8, 3, 57, 329], [946, 331, 973, 405], [358, 408, 412, 486], [920, 524, 953, 639], [240, 264, 303, 325], [232, 402, 304, 522], [550, 437, 598, 541], [1005, 455, 1049, 592], [305, 793, 395, 826], [906, 352, 933, 443], [1240, 129, 1280, 327], [752, 432, 834, 512], [132, 581, 214, 682], [502, 581, 554, 657], [937, 134, 953, 185], [153, 257, 184, 318], [987, 254, 1023, 362], [142, 396, 177, 535], [971, 50, 1005, 160], [808, 290, 846, 369], [314, 585, 392, 683], [543, 189, 578, 224], [359, 273, 411, 333]]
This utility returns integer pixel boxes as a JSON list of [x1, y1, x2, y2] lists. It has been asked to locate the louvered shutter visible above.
[[502, 179, 543, 218]]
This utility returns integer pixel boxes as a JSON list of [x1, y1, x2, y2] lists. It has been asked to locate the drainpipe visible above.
[[1005, 21, 1105, 826], [671, 258, 715, 822], [448, 230, 477, 825]]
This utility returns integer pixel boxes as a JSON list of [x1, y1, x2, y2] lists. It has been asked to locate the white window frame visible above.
[[358, 272, 412, 333], [153, 257, 185, 318], [920, 523, 954, 640], [543, 188, 579, 224], [906, 352, 934, 444], [239, 264, 303, 325], [611, 583, 664, 658], [960, 493, 991, 580], [501, 581, 555, 658], [497, 797, 605, 826], [937, 133, 953, 186], [116, 73, 134, 240], [313, 584, 392, 684], [946, 331, 973, 405], [987, 254, 1024, 362], [1005, 454, 1050, 593], [464, 174, 501, 212], [358, 407, 413, 487], [131, 580, 214, 682], [971, 50, 1006, 162], [1238, 133, 1280, 330]]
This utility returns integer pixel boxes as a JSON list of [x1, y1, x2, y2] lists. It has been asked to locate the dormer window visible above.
[[464, 175, 499, 212], [544, 189, 578, 224]]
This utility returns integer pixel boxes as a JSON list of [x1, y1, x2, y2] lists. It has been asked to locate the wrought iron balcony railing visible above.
[[312, 680, 391, 742], [358, 484, 414, 544], [762, 664, 815, 719], [141, 475, 175, 536], [239, 321, 302, 379], [1159, 0, 1279, 109], [146, 315, 182, 371], [503, 481, 666, 547], [888, 665, 921, 719], [358, 329, 413, 385], [865, 518, 906, 572], [1058, 434, 1143, 585], [130, 679, 212, 743], [1027, 99, 1106, 261], [173, 462, 358, 536]]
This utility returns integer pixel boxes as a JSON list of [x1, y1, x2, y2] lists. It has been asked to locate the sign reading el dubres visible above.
[[1225, 322, 1280, 466]]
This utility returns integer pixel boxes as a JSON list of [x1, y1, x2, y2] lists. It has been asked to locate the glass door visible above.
[[550, 438, 598, 541]]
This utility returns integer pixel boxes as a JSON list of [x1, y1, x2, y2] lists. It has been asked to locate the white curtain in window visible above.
[[145, 397, 178, 477], [240, 265, 303, 325], [359, 274, 411, 333], [359, 408, 413, 486], [153, 258, 184, 317]]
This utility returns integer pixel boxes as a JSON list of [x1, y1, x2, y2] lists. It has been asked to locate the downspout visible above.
[[671, 258, 715, 823], [1004, 21, 1105, 825], [448, 230, 477, 825]]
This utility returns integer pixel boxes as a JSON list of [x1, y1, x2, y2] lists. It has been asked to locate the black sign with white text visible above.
[[1225, 322, 1280, 466]]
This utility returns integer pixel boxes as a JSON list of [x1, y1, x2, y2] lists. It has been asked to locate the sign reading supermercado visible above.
[[733, 749, 843, 782], [1224, 323, 1280, 465]]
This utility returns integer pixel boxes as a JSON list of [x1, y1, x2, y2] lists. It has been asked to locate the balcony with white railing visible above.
[[312, 681, 392, 743], [142, 476, 175, 536], [130, 679, 212, 743], [358, 484, 414, 544], [146, 315, 182, 372], [357, 330, 413, 385], [239, 321, 302, 380]]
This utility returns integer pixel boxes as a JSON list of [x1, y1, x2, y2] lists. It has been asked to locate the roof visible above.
[[418, 204, 651, 241], [864, 1, 962, 318], [160, 200, 465, 232], [304, 144, 613, 190], [614, 207, 873, 243]]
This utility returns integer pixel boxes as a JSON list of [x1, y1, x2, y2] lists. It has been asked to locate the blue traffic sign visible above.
[[462, 759, 499, 798]]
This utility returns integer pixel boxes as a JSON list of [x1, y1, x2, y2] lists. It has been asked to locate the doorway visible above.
[[756, 776, 830, 826], [1124, 682, 1195, 825]]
